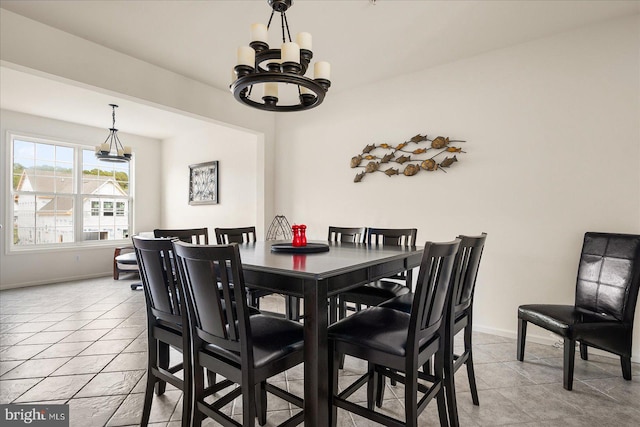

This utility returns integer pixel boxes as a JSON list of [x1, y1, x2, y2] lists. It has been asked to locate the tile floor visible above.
[[1, 276, 640, 426]]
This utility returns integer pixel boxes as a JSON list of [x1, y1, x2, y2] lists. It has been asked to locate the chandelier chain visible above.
[[282, 12, 292, 43]]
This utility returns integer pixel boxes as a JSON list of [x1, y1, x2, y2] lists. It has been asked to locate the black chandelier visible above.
[[231, 0, 331, 112], [95, 104, 131, 162]]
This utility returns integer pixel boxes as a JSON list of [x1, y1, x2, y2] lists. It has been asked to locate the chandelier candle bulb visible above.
[[100, 143, 110, 153], [315, 61, 331, 80], [300, 86, 313, 95], [281, 42, 300, 63], [251, 23, 268, 43], [123, 146, 132, 155], [296, 32, 312, 50], [264, 82, 278, 98], [237, 46, 255, 67]]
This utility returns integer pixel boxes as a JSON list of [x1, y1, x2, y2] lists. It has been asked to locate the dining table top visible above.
[[236, 240, 424, 279]]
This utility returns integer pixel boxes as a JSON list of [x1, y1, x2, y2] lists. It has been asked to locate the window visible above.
[[9, 134, 133, 249], [116, 201, 125, 216], [103, 201, 114, 217]]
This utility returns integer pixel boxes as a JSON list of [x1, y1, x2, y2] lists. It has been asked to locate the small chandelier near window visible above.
[[231, 0, 331, 112], [95, 104, 131, 162]]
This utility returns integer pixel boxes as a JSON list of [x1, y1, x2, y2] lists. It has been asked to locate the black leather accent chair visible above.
[[132, 236, 191, 427], [328, 239, 461, 427], [173, 241, 304, 427], [154, 227, 209, 244], [380, 233, 487, 427], [518, 232, 640, 391], [337, 227, 418, 319]]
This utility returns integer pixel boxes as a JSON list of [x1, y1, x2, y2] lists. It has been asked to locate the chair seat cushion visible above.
[[115, 252, 138, 265], [518, 304, 625, 340], [329, 307, 418, 357], [379, 292, 413, 313], [204, 314, 303, 368], [341, 280, 411, 306]]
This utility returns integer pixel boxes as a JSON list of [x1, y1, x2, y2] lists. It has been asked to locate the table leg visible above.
[[303, 278, 329, 427]]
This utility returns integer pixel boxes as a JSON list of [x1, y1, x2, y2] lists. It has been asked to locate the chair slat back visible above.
[[133, 237, 182, 325], [408, 239, 460, 351], [328, 226, 366, 243], [367, 227, 417, 247], [173, 241, 250, 355], [575, 232, 640, 323], [451, 233, 487, 314], [215, 227, 257, 244], [154, 228, 209, 244]]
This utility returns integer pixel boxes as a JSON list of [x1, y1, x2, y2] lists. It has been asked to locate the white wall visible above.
[[161, 125, 259, 238], [274, 16, 640, 354], [0, 109, 162, 289]]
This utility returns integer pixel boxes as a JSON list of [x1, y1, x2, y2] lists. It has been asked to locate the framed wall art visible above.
[[189, 161, 218, 205]]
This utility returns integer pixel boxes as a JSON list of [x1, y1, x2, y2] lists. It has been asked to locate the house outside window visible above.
[[9, 134, 133, 249]]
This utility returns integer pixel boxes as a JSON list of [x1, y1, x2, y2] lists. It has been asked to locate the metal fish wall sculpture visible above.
[[350, 133, 466, 182]]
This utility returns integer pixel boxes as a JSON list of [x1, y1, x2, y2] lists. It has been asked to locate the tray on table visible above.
[[270, 242, 330, 254]]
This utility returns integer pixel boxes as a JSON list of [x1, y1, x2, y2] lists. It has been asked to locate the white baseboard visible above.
[[0, 272, 112, 291]]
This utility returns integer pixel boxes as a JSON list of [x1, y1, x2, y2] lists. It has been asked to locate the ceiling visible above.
[[1, 0, 638, 138]]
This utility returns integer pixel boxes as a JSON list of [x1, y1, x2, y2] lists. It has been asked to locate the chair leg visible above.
[[141, 349, 156, 427], [366, 362, 376, 410], [465, 324, 479, 406], [338, 297, 346, 320], [181, 337, 192, 427], [563, 338, 575, 391], [243, 382, 256, 427], [405, 368, 418, 427], [375, 369, 385, 408], [141, 370, 155, 427], [579, 343, 588, 360], [286, 296, 300, 321], [206, 369, 216, 387], [435, 348, 448, 427], [445, 326, 459, 427], [255, 381, 267, 426], [329, 296, 338, 324], [517, 318, 527, 361], [155, 341, 169, 395], [621, 356, 632, 380], [192, 353, 205, 427], [329, 341, 339, 427]]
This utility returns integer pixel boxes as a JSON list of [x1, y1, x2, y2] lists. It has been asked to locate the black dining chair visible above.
[[328, 226, 366, 244], [132, 236, 191, 427], [327, 226, 366, 323], [328, 238, 460, 427], [173, 240, 305, 427], [380, 233, 487, 427], [214, 226, 287, 318], [154, 227, 209, 244], [337, 227, 418, 319], [518, 232, 640, 390]]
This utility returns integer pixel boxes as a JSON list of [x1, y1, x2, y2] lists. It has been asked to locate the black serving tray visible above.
[[270, 242, 330, 254]]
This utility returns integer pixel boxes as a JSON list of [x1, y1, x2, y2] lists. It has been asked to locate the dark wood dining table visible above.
[[237, 240, 424, 427]]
